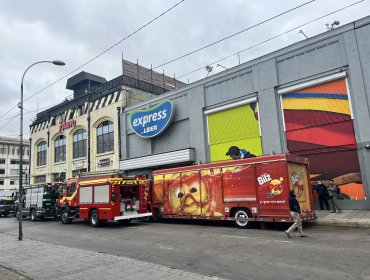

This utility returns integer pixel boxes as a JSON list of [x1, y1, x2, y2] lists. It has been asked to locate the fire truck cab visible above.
[[58, 173, 152, 227]]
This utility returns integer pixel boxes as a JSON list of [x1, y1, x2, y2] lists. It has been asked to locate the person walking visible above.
[[316, 181, 330, 211], [328, 180, 342, 214], [285, 190, 307, 238]]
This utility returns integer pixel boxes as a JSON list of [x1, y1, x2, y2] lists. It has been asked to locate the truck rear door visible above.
[[287, 162, 314, 217], [256, 161, 290, 220]]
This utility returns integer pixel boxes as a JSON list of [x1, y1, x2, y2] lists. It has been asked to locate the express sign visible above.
[[129, 100, 174, 138]]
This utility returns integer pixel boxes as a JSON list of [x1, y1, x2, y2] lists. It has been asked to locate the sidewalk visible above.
[[0, 265, 31, 280], [0, 233, 223, 280], [312, 210, 370, 228]]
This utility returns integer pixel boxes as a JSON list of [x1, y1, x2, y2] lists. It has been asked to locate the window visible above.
[[37, 141, 47, 166], [78, 105, 84, 116], [10, 181, 14, 185], [10, 169, 19, 175], [206, 102, 262, 162], [97, 121, 114, 154], [10, 159, 28, 165], [0, 169, 5, 174], [280, 77, 364, 200], [55, 135, 66, 163], [73, 129, 87, 159], [0, 158, 5, 164], [34, 175, 46, 184], [0, 180, 4, 185]]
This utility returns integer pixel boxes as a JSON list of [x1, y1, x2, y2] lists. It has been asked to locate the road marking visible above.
[[221, 234, 292, 244], [157, 245, 175, 250]]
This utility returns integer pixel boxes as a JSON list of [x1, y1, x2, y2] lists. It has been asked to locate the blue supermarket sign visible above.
[[129, 100, 174, 138]]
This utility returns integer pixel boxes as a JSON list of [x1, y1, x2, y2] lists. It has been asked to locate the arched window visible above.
[[97, 121, 114, 154], [73, 129, 87, 159], [54, 135, 66, 163], [37, 141, 47, 166]]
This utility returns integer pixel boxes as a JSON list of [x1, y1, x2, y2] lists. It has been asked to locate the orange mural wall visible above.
[[282, 78, 365, 201]]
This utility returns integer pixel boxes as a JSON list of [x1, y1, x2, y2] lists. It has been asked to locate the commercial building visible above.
[[0, 137, 29, 193], [120, 16, 370, 209], [29, 60, 186, 184]]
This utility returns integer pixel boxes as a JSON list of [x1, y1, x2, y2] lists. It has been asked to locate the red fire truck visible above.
[[152, 154, 316, 228], [57, 173, 152, 227]]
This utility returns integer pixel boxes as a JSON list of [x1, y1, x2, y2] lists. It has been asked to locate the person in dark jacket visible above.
[[226, 146, 256, 160], [316, 181, 330, 211], [328, 180, 342, 214], [285, 190, 307, 238]]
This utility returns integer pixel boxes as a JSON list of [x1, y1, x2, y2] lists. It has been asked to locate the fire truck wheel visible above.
[[30, 209, 37, 222], [61, 209, 72, 224], [89, 210, 101, 227], [233, 208, 252, 229], [141, 216, 151, 222]]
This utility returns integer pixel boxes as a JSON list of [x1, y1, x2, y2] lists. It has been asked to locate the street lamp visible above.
[[18, 60, 65, 241]]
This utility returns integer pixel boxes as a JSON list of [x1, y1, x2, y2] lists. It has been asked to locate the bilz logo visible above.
[[258, 173, 285, 198], [129, 100, 174, 138], [257, 173, 271, 186]]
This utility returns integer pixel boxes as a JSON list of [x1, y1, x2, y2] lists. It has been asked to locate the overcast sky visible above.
[[1, 0, 369, 139]]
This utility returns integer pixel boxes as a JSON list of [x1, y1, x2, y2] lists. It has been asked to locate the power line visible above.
[[178, 0, 366, 79], [106, 0, 318, 81], [24, 0, 186, 103], [152, 0, 317, 70], [0, 105, 60, 123], [0, 0, 186, 123], [0, 104, 18, 121]]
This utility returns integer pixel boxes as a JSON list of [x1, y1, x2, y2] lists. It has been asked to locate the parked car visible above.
[[0, 196, 15, 217]]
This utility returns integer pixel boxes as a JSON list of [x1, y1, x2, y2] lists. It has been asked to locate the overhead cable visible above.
[[178, 0, 365, 79]]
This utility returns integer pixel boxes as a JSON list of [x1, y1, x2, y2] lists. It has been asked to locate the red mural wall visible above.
[[282, 78, 364, 200]]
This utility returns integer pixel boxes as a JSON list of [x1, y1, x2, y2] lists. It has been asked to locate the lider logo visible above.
[[129, 100, 174, 138]]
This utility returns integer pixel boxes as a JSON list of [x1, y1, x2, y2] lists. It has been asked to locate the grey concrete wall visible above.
[[351, 20, 370, 208], [121, 16, 370, 209]]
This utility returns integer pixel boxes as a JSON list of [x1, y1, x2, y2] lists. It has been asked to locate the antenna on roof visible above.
[[299, 29, 309, 39], [217, 64, 228, 70]]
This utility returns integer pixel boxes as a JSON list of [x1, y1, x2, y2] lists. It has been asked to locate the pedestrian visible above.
[[328, 180, 342, 214], [226, 146, 256, 160], [316, 181, 330, 211], [285, 190, 307, 238]]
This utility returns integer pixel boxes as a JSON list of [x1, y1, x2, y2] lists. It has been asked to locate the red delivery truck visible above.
[[152, 154, 315, 228]]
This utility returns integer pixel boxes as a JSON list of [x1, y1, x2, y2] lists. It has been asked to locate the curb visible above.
[[0, 265, 32, 280], [312, 221, 370, 228]]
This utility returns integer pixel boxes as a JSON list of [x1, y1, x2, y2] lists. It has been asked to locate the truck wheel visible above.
[[31, 209, 37, 222], [89, 210, 101, 227], [61, 209, 72, 224], [141, 215, 152, 222], [234, 208, 252, 229]]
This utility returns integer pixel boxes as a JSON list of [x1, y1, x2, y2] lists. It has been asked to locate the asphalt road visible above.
[[0, 216, 369, 280]]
